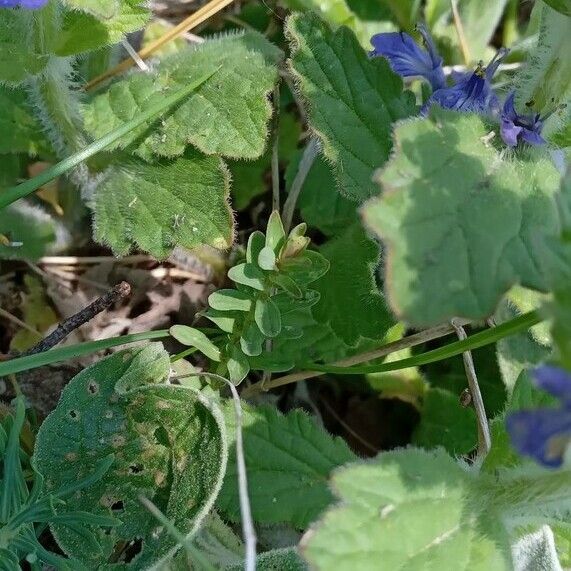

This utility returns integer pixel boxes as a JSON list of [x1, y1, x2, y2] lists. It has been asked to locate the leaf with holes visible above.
[[312, 224, 394, 345], [93, 149, 233, 258], [33, 344, 227, 569], [217, 403, 356, 529], [301, 448, 511, 570], [83, 31, 281, 161], [286, 12, 415, 200], [362, 110, 562, 327]]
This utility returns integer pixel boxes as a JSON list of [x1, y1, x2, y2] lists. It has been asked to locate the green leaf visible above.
[[226, 345, 250, 384], [458, 0, 510, 61], [312, 224, 394, 345], [302, 448, 511, 570], [0, 202, 69, 260], [285, 153, 358, 237], [84, 32, 281, 161], [0, 10, 49, 86], [218, 403, 356, 528], [228, 263, 266, 291], [93, 149, 233, 258], [412, 388, 477, 455], [363, 110, 562, 327], [170, 325, 222, 362], [203, 309, 237, 334], [495, 290, 551, 394], [541, 0, 571, 16], [258, 246, 277, 270], [286, 12, 415, 200], [209, 290, 253, 312], [61, 0, 119, 19], [33, 344, 227, 568], [255, 298, 282, 338], [54, 0, 150, 56], [0, 87, 50, 155], [226, 547, 307, 570], [266, 210, 286, 253], [240, 321, 265, 357], [247, 230, 266, 265]]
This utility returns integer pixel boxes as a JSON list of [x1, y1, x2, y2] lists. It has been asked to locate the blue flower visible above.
[[369, 24, 446, 91], [500, 92, 546, 147], [506, 366, 571, 468], [427, 48, 509, 115], [0, 0, 48, 8]]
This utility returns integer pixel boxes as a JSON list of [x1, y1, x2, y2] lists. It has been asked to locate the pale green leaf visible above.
[[84, 32, 281, 161], [209, 290, 253, 312], [228, 263, 266, 291], [226, 345, 250, 384], [302, 448, 511, 570], [312, 224, 394, 345], [459, 0, 509, 61], [286, 12, 416, 200], [363, 110, 562, 327], [254, 298, 282, 338], [33, 344, 227, 568], [170, 325, 222, 362], [93, 149, 233, 258], [217, 403, 356, 528]]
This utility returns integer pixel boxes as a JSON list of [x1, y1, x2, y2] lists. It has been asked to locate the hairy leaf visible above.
[[84, 32, 281, 161], [33, 344, 227, 568], [93, 149, 233, 258], [217, 403, 356, 528], [54, 0, 150, 57], [312, 224, 394, 345], [301, 448, 511, 570], [286, 12, 415, 200], [0, 88, 50, 155], [363, 110, 562, 327], [0, 10, 49, 86]]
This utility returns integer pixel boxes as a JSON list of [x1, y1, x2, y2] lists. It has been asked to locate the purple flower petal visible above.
[[533, 366, 571, 405], [0, 0, 48, 6], [370, 28, 445, 91], [500, 91, 547, 148], [426, 50, 507, 116], [507, 408, 571, 468]]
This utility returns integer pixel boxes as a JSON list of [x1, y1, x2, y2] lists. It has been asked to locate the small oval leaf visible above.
[[227, 263, 266, 291], [254, 298, 282, 338], [170, 325, 221, 362], [208, 289, 252, 312]]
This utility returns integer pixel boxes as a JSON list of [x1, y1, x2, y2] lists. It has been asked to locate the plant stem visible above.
[[281, 138, 319, 234], [243, 311, 542, 396], [0, 70, 218, 211], [451, 319, 490, 458], [0, 330, 170, 377], [271, 83, 281, 212]]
